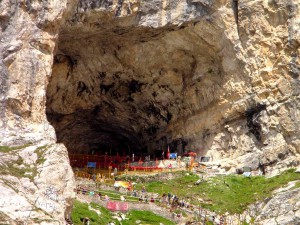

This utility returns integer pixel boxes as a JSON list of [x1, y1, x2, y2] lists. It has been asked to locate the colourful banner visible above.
[[107, 201, 129, 211]]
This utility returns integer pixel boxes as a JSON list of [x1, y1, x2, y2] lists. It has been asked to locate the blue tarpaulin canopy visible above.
[[169, 153, 177, 159], [87, 162, 96, 168]]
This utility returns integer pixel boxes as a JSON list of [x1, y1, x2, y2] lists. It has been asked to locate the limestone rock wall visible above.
[[249, 184, 300, 224], [0, 0, 76, 223], [0, 143, 74, 224], [200, 0, 300, 172], [0, 0, 75, 141]]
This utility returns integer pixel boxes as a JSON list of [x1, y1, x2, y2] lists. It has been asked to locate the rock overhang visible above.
[[46, 0, 236, 155]]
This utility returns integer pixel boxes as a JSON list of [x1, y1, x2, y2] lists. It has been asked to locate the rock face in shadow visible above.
[[0, 0, 300, 223]]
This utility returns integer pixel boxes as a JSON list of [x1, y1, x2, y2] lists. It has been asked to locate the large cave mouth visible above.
[[46, 10, 235, 157]]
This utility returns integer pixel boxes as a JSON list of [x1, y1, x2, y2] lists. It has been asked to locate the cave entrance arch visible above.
[[45, 14, 230, 163]]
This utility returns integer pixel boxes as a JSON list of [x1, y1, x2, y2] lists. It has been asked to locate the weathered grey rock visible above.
[[250, 187, 300, 225], [0, 0, 76, 223], [0, 143, 75, 224]]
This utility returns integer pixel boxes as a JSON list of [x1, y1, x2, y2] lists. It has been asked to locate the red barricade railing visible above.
[[69, 154, 131, 169], [69, 154, 162, 171]]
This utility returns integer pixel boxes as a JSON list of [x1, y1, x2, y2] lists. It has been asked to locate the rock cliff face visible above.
[[0, 0, 76, 224], [250, 183, 300, 224], [0, 0, 300, 223], [47, 0, 300, 172]]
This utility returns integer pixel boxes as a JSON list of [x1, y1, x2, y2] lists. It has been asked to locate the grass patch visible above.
[[134, 171, 198, 195], [135, 169, 300, 214], [97, 190, 139, 202], [90, 202, 114, 223], [71, 200, 116, 225], [294, 181, 300, 189], [2, 179, 19, 193], [72, 200, 175, 225], [123, 210, 175, 225], [0, 161, 37, 182], [35, 145, 47, 164], [0, 143, 32, 153]]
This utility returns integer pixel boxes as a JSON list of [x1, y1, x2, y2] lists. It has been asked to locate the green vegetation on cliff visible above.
[[0, 143, 32, 153]]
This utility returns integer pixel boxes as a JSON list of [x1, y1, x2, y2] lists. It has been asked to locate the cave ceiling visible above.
[[46, 3, 237, 154]]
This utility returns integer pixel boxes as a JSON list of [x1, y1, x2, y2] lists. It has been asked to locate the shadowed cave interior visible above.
[[45, 20, 229, 158]]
